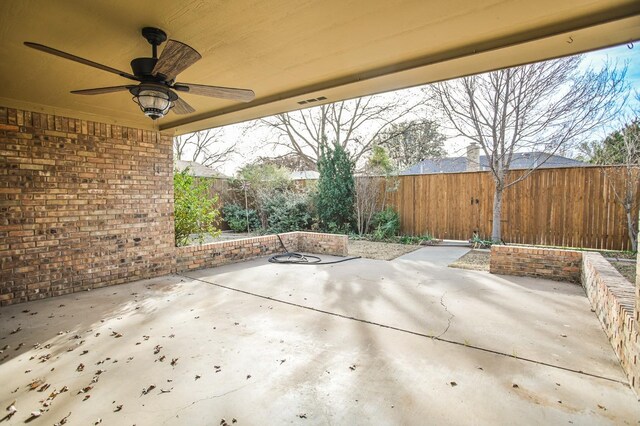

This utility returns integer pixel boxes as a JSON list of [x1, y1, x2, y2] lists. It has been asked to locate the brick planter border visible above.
[[175, 231, 347, 272], [490, 245, 639, 397]]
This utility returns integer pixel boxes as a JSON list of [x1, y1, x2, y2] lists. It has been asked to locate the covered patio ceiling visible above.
[[1, 0, 639, 135]]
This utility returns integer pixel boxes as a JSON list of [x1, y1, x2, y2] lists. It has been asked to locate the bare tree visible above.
[[251, 153, 309, 171], [355, 176, 384, 235], [607, 123, 640, 251], [355, 149, 399, 235], [261, 93, 423, 170], [430, 56, 627, 242], [173, 129, 237, 168], [373, 118, 446, 169]]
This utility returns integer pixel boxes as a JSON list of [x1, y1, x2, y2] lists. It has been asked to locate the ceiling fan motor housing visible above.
[[130, 57, 158, 78]]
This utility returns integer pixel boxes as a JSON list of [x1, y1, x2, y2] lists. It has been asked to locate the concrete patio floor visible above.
[[1, 247, 639, 425]]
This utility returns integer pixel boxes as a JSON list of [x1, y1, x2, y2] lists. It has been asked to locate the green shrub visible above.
[[174, 170, 221, 246], [371, 207, 400, 240], [226, 164, 293, 228], [315, 143, 355, 232], [395, 234, 432, 245], [325, 222, 353, 235], [348, 233, 432, 244], [222, 203, 261, 233], [264, 191, 312, 233], [471, 233, 494, 248]]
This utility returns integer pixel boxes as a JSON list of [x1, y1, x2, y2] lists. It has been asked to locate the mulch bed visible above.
[[448, 250, 490, 271], [348, 240, 421, 261], [609, 260, 636, 285]]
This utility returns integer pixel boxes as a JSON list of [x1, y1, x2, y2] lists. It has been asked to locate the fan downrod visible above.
[[141, 27, 167, 58]]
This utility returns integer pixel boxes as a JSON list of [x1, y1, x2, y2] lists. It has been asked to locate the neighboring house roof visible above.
[[401, 152, 587, 175], [174, 160, 228, 178], [290, 170, 320, 180]]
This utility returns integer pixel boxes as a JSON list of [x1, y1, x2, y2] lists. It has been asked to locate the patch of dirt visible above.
[[348, 240, 421, 261], [449, 250, 490, 271], [609, 261, 636, 285]]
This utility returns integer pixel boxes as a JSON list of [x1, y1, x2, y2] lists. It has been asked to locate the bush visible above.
[[225, 164, 293, 228], [222, 203, 261, 232], [264, 191, 312, 233], [395, 234, 432, 245], [315, 143, 355, 232], [174, 170, 221, 246], [325, 222, 353, 235], [371, 207, 400, 240], [471, 233, 494, 248]]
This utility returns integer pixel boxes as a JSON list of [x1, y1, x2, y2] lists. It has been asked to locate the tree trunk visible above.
[[491, 188, 503, 243], [625, 208, 637, 252]]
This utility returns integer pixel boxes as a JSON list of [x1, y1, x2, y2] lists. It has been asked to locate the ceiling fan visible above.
[[24, 27, 255, 120]]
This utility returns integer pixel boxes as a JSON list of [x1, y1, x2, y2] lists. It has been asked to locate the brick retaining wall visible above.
[[175, 232, 347, 272], [582, 252, 639, 396], [489, 245, 640, 397], [489, 245, 582, 283], [297, 231, 348, 256]]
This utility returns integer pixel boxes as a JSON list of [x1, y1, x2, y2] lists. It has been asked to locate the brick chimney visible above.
[[467, 143, 480, 172]]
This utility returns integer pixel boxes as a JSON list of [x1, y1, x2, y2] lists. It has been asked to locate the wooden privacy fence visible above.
[[206, 178, 232, 230], [203, 166, 638, 251], [385, 166, 639, 251]]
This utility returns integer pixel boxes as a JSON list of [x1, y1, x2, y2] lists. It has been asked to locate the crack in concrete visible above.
[[162, 383, 250, 425], [181, 273, 630, 387], [436, 292, 454, 338]]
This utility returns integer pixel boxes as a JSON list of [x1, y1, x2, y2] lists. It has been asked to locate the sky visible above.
[[583, 42, 639, 87], [179, 42, 640, 176]]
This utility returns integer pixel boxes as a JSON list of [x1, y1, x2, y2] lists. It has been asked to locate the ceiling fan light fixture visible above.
[[131, 86, 177, 120]]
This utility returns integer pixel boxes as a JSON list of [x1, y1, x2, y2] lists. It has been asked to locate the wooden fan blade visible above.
[[172, 97, 196, 115], [174, 83, 255, 102], [152, 40, 201, 81], [71, 85, 135, 95], [24, 42, 138, 81]]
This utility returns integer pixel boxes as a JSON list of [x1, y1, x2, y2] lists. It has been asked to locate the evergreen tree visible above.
[[368, 145, 394, 173], [585, 119, 640, 165], [316, 143, 355, 232]]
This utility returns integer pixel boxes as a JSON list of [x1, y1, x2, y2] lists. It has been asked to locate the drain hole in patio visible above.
[[181, 273, 629, 387]]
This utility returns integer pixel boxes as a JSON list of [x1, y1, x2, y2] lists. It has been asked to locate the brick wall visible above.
[[175, 232, 348, 272], [0, 107, 350, 307], [489, 245, 582, 283], [0, 107, 175, 305], [297, 231, 348, 256], [582, 253, 639, 396], [175, 233, 297, 272]]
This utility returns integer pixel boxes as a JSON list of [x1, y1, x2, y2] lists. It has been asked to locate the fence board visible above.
[[382, 166, 639, 250]]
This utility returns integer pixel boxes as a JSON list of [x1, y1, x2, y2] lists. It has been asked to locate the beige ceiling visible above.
[[1, 1, 639, 135]]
